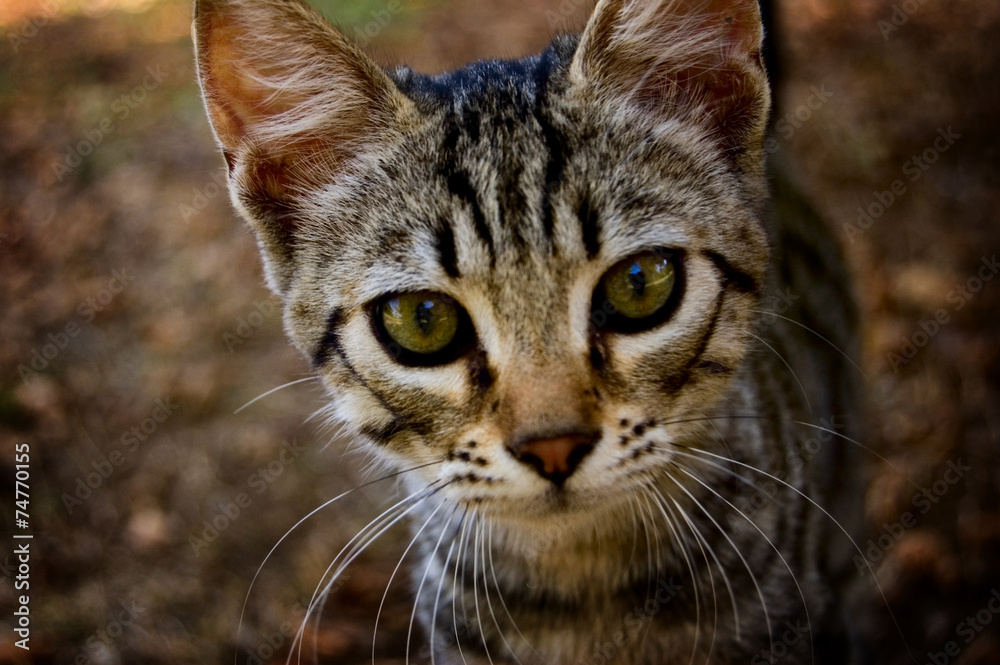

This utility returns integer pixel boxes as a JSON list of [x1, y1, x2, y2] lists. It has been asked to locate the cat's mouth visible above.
[[447, 473, 640, 524]]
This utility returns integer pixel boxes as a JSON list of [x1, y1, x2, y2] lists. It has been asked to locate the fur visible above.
[[194, 1, 864, 662]]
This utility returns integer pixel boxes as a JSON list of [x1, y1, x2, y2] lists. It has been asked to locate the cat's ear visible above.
[[193, 0, 413, 292], [570, 0, 770, 169]]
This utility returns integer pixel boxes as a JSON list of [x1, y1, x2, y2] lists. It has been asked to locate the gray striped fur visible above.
[[194, 0, 864, 662]]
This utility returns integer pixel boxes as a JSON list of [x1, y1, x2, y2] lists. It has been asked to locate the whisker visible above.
[[451, 508, 476, 665], [667, 494, 727, 660], [635, 491, 657, 601], [471, 519, 496, 665], [373, 499, 450, 664], [747, 332, 813, 415], [673, 445, 919, 662], [237, 461, 441, 665], [642, 485, 701, 665], [673, 462, 815, 665], [750, 309, 869, 380], [407, 505, 461, 664], [626, 493, 642, 571], [657, 485, 720, 664], [431, 513, 465, 665], [659, 472, 776, 662], [480, 521, 525, 665], [659, 413, 918, 488], [233, 376, 318, 414], [486, 524, 543, 663], [291, 481, 445, 665]]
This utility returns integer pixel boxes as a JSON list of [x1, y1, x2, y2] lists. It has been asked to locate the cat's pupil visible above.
[[415, 301, 433, 334], [628, 264, 647, 297]]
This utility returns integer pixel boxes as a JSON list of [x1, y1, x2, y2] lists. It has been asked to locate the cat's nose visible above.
[[508, 431, 597, 487]]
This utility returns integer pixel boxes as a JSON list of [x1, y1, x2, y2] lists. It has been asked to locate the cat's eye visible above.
[[593, 249, 683, 332], [374, 291, 473, 365]]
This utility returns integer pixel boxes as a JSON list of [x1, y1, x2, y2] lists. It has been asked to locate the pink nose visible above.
[[509, 432, 596, 486]]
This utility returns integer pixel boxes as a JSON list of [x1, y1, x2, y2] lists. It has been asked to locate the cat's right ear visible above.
[[569, 0, 770, 173], [193, 0, 413, 293]]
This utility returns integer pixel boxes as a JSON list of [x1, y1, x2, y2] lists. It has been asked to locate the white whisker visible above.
[[673, 463, 815, 665], [237, 462, 440, 665], [751, 309, 869, 380], [451, 508, 476, 665], [748, 332, 813, 415], [642, 484, 701, 664], [233, 376, 318, 414], [290, 481, 444, 665], [374, 499, 450, 664], [486, 524, 542, 663], [431, 514, 464, 665], [479, 521, 524, 665], [675, 445, 918, 660], [660, 471, 776, 662], [471, 519, 496, 665], [407, 505, 460, 664]]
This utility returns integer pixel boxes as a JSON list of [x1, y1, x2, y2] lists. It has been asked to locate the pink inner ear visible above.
[[195, 0, 410, 202], [573, 0, 769, 161], [199, 15, 326, 149]]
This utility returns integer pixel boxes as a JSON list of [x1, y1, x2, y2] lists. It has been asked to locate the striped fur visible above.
[[195, 0, 863, 662]]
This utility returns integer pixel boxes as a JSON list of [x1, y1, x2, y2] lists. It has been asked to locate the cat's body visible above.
[[194, 1, 864, 662]]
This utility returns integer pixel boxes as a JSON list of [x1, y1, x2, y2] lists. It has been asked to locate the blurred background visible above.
[[0, 0, 997, 663]]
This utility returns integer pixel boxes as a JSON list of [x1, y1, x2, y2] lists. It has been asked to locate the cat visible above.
[[193, 0, 866, 662]]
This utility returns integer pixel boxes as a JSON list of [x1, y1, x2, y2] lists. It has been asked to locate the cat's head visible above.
[[194, 0, 771, 523]]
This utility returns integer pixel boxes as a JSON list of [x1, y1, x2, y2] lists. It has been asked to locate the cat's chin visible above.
[[462, 486, 634, 531]]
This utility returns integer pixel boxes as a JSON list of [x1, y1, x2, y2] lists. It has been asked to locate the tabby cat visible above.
[[194, 0, 865, 662]]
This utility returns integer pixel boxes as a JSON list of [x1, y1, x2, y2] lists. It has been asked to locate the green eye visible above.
[[595, 250, 682, 330], [379, 292, 463, 358]]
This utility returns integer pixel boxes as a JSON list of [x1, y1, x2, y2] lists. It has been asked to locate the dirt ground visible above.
[[0, 0, 997, 663]]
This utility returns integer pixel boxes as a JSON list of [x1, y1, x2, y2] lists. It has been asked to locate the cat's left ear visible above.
[[570, 0, 770, 170], [193, 0, 414, 293]]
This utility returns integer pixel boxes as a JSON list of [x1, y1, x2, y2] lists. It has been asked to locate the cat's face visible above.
[[195, 0, 770, 525]]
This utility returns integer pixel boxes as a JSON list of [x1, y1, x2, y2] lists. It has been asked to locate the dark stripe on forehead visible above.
[[440, 112, 495, 264], [702, 250, 759, 295], [435, 221, 460, 278], [578, 193, 601, 259], [447, 169, 495, 263], [498, 155, 530, 250], [535, 60, 571, 246]]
